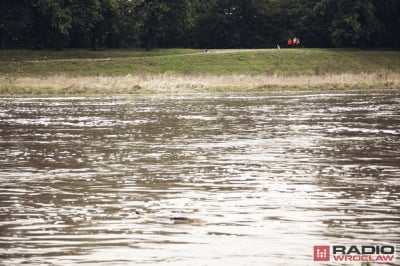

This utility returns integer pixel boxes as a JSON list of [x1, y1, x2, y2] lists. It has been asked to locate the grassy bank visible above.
[[1, 48, 399, 94]]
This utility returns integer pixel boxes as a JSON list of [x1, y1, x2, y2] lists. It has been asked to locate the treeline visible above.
[[1, 0, 399, 50]]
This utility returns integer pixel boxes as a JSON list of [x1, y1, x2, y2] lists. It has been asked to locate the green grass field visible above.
[[0, 48, 399, 94], [1, 48, 400, 76]]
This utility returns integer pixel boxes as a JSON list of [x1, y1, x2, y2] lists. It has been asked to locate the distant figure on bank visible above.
[[277, 44, 281, 49], [287, 38, 293, 47], [293, 37, 301, 48]]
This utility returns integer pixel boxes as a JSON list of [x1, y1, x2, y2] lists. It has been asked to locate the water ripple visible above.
[[1, 93, 399, 265]]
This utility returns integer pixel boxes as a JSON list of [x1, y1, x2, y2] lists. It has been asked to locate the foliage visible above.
[[0, 0, 399, 49], [314, 0, 377, 47]]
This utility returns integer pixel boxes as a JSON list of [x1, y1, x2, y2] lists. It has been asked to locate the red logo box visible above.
[[314, 246, 330, 261]]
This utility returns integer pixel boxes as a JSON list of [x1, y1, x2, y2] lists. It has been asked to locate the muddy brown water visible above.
[[0, 92, 399, 265]]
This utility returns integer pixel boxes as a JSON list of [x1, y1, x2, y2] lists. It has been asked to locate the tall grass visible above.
[[1, 72, 399, 95]]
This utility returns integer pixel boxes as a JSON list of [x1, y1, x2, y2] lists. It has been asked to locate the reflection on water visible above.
[[0, 92, 399, 265]]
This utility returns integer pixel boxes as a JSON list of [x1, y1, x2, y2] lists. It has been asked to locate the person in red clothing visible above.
[[287, 38, 292, 47]]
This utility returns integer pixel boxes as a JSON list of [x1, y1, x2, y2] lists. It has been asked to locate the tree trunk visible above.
[[91, 26, 98, 51], [146, 27, 155, 51]]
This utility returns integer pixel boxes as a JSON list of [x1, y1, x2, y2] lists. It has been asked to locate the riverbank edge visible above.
[[0, 73, 399, 96]]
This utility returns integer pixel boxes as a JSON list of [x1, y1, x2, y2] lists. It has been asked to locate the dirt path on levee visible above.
[[24, 49, 271, 63]]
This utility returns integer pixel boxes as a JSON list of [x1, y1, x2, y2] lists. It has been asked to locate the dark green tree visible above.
[[0, 0, 398, 49], [104, 0, 140, 48], [35, 0, 73, 49], [69, 0, 106, 50], [0, 0, 35, 48], [68, 0, 140, 49], [193, 0, 274, 48], [314, 0, 378, 47], [137, 1, 171, 50], [161, 0, 199, 47], [372, 0, 400, 49], [136, 0, 198, 50]]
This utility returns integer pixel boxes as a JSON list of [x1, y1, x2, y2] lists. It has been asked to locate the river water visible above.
[[0, 92, 399, 265]]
